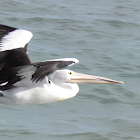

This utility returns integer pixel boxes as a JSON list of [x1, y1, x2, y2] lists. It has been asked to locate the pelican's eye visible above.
[[68, 71, 73, 75]]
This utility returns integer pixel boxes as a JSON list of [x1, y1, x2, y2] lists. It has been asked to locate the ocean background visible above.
[[0, 0, 140, 140]]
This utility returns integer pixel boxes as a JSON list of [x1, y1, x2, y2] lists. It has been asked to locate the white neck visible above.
[[46, 80, 79, 101]]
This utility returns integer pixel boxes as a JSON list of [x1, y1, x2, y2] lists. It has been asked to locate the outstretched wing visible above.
[[0, 24, 32, 71], [0, 24, 79, 91], [32, 58, 79, 82], [0, 24, 33, 86], [0, 58, 79, 90]]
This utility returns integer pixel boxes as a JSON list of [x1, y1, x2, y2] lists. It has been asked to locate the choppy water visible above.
[[0, 0, 140, 139]]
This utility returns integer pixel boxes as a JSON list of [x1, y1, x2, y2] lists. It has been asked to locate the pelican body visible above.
[[0, 24, 123, 105]]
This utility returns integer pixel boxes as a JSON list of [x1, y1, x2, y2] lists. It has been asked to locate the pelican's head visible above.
[[50, 69, 123, 101], [51, 69, 124, 85]]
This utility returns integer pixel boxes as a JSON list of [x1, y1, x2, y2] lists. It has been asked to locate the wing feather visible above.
[[32, 60, 77, 82], [0, 24, 33, 52]]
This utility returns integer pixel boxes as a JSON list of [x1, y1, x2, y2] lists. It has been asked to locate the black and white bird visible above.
[[0, 24, 123, 105]]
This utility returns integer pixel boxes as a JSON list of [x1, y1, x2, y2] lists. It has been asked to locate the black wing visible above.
[[0, 24, 32, 71], [0, 24, 79, 91], [32, 59, 78, 82], [0, 59, 78, 90], [0, 24, 33, 86]]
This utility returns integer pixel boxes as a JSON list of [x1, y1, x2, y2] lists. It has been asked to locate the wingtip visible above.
[[73, 58, 79, 63]]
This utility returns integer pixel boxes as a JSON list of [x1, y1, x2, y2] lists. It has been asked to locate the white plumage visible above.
[[0, 29, 33, 52]]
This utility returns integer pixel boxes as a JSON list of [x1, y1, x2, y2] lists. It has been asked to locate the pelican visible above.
[[0, 24, 123, 105]]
